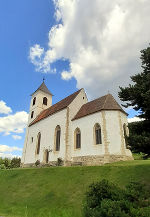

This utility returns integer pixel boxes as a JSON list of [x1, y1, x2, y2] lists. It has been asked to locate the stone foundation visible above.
[[71, 154, 134, 166], [21, 154, 133, 168]]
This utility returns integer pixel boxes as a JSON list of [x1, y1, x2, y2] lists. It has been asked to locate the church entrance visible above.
[[44, 149, 49, 164]]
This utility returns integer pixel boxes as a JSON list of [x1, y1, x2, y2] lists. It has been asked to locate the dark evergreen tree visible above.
[[118, 45, 150, 157], [119, 46, 150, 120]]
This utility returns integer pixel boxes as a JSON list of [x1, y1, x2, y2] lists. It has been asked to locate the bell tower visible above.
[[28, 80, 53, 125]]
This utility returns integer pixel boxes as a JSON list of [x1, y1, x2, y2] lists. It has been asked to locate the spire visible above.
[[31, 81, 53, 96]]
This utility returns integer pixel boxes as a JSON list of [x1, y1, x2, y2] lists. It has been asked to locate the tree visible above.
[[127, 121, 150, 156], [118, 45, 150, 156], [118, 45, 150, 120], [10, 157, 21, 168], [83, 179, 150, 217]]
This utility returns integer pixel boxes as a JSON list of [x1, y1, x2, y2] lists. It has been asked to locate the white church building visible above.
[[21, 81, 133, 167]]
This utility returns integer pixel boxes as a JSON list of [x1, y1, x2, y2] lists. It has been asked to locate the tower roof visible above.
[[72, 94, 127, 121], [31, 82, 53, 96]]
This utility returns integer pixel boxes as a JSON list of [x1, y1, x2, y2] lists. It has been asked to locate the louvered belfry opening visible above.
[[43, 97, 48, 105]]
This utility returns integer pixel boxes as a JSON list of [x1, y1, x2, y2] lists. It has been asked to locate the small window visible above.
[[36, 132, 41, 155], [31, 137, 33, 143], [33, 97, 36, 106], [75, 128, 81, 149], [31, 111, 34, 119], [94, 123, 102, 144], [43, 97, 47, 105], [83, 97, 85, 99], [55, 125, 61, 151]]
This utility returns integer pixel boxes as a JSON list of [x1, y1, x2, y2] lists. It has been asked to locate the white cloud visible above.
[[30, 0, 150, 99], [12, 135, 22, 140], [128, 117, 144, 123], [0, 100, 12, 114], [0, 145, 22, 152], [0, 111, 28, 135], [0, 145, 22, 159], [0, 152, 21, 159]]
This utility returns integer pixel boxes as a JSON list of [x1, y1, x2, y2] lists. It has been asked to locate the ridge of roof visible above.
[[29, 88, 82, 127], [31, 82, 53, 96], [72, 94, 127, 121]]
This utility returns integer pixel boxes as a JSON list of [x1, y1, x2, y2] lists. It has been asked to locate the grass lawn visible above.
[[0, 160, 150, 217]]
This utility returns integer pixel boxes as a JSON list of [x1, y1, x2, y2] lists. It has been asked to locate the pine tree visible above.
[[118, 46, 150, 120], [118, 45, 150, 157]]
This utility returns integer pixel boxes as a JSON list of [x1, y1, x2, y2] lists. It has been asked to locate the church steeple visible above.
[[31, 81, 53, 96], [28, 81, 53, 125]]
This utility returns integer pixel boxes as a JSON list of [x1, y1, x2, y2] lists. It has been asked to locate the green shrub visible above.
[[10, 157, 21, 168], [0, 163, 6, 170], [57, 157, 63, 166], [35, 160, 40, 167], [83, 179, 150, 217]]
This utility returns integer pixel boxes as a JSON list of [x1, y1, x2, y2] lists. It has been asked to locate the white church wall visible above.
[[67, 89, 88, 160], [71, 112, 105, 157], [23, 108, 67, 164], [71, 110, 130, 158], [105, 111, 124, 155]]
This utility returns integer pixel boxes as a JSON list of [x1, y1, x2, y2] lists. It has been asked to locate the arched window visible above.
[[75, 128, 81, 149], [55, 125, 61, 151], [43, 97, 47, 105], [33, 97, 36, 106], [94, 123, 102, 145], [36, 132, 41, 155], [31, 111, 34, 119]]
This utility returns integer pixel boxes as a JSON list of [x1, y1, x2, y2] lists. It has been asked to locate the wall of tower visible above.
[[28, 90, 52, 124]]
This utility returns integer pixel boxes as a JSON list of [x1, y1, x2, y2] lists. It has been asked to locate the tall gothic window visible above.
[[75, 128, 81, 149], [36, 132, 41, 154], [43, 97, 47, 105], [33, 97, 36, 106], [55, 125, 61, 151], [94, 123, 102, 144]]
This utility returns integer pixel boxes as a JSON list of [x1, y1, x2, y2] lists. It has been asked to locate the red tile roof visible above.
[[29, 89, 82, 127], [72, 94, 127, 121]]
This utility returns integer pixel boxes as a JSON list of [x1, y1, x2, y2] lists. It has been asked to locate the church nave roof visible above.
[[72, 94, 127, 121]]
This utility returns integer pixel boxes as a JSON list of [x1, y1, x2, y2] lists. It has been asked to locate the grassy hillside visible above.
[[0, 160, 150, 217]]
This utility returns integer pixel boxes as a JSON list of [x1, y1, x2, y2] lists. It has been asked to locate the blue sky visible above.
[[0, 0, 149, 158]]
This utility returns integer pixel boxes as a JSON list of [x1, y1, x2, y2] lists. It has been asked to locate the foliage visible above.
[[127, 121, 150, 157], [35, 159, 40, 167], [0, 163, 6, 170], [57, 157, 64, 166], [83, 179, 150, 217], [132, 153, 148, 160], [0, 157, 21, 169], [118, 45, 150, 120], [10, 157, 21, 168], [118, 45, 150, 156]]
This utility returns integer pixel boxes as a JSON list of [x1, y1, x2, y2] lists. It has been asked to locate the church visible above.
[[21, 81, 133, 167]]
